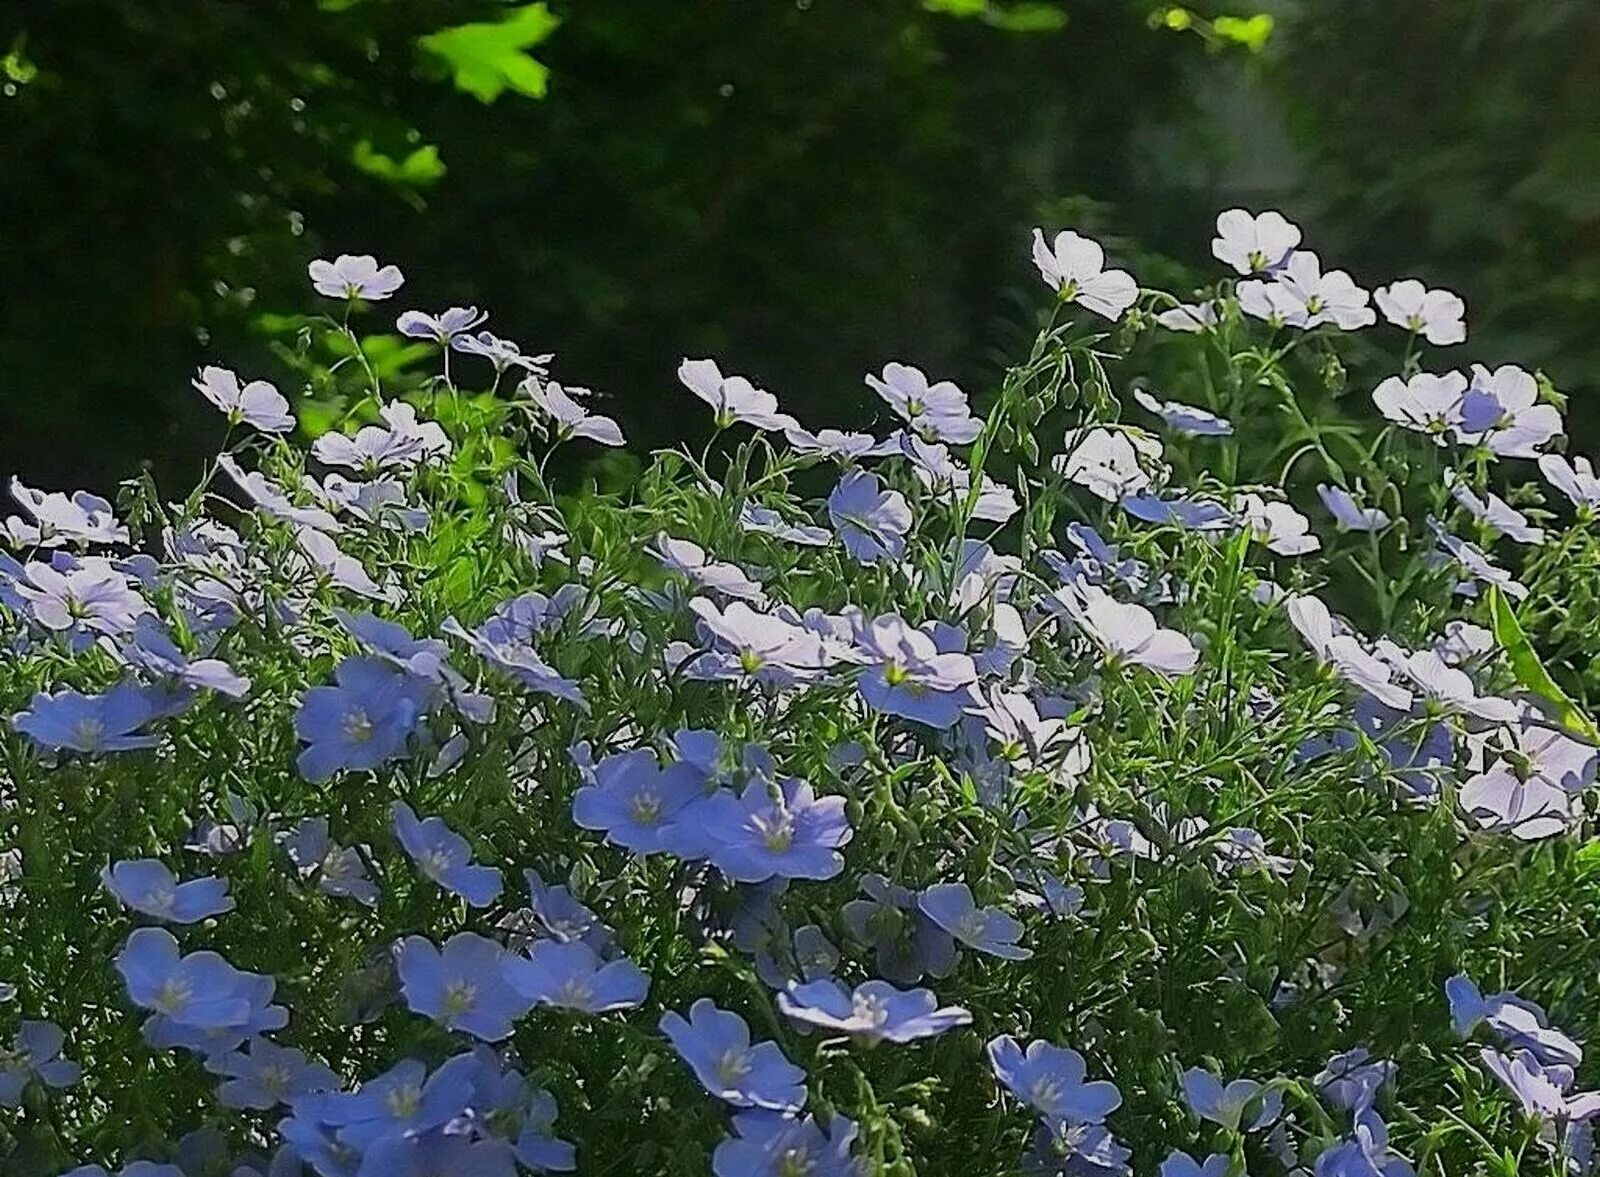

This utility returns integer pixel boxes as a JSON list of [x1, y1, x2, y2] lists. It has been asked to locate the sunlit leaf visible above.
[[351, 140, 447, 188], [1487, 586, 1600, 742], [418, 4, 561, 103], [1213, 13, 1274, 52]]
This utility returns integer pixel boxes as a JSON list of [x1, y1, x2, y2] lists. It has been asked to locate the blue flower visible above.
[[683, 778, 852, 883], [511, 1088, 578, 1172], [1133, 389, 1233, 436], [660, 998, 807, 1111], [392, 802, 503, 907], [712, 1111, 859, 1177], [142, 970, 288, 1063], [284, 817, 379, 906], [919, 882, 1032, 960], [192, 364, 295, 432], [210, 1037, 337, 1110], [1024, 1122, 1133, 1176], [442, 615, 587, 707], [1314, 1047, 1396, 1112], [102, 859, 234, 924], [987, 1035, 1122, 1127], [119, 616, 251, 698], [396, 305, 486, 344], [854, 614, 979, 729], [828, 470, 912, 565], [1119, 493, 1233, 531], [319, 1054, 476, 1153], [841, 873, 959, 985], [1444, 974, 1581, 1067], [1179, 1067, 1281, 1132], [358, 1133, 519, 1177], [571, 748, 706, 854], [501, 939, 649, 1013], [1318, 483, 1391, 532], [777, 978, 970, 1044], [294, 657, 430, 781], [523, 869, 610, 948], [1160, 1152, 1230, 1177], [1314, 1108, 1416, 1177], [397, 933, 531, 1041], [12, 682, 159, 754], [116, 927, 254, 1029], [0, 1021, 79, 1107]]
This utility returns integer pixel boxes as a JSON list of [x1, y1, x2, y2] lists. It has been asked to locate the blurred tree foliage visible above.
[[1269, 0, 1600, 425], [0, 0, 1254, 490], [7, 1, 1593, 492]]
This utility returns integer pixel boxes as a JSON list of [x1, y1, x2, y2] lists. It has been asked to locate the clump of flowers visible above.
[[2, 209, 1598, 1177]]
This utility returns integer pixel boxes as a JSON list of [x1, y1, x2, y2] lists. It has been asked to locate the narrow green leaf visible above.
[[1487, 585, 1600, 742]]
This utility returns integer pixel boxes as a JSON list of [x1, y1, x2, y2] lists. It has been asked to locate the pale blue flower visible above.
[[397, 933, 532, 1041], [919, 882, 1031, 960], [392, 802, 503, 907], [987, 1035, 1122, 1126], [0, 1021, 79, 1107], [827, 470, 912, 565], [660, 998, 806, 1111], [192, 365, 294, 432], [308, 253, 404, 300], [501, 940, 649, 1013], [777, 978, 970, 1043], [103, 859, 233, 924]]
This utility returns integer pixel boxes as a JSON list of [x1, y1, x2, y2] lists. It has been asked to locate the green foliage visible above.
[[417, 3, 560, 103]]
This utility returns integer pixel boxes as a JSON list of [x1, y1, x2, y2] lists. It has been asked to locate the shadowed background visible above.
[[3, 0, 1597, 493]]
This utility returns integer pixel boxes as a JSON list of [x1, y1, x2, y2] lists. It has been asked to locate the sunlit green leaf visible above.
[[418, 4, 561, 103], [1213, 13, 1274, 52], [1487, 586, 1600, 742], [351, 139, 446, 188]]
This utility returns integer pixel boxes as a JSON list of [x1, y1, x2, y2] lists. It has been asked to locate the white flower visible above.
[[1372, 371, 1468, 439], [1433, 620, 1493, 666], [1050, 584, 1198, 676], [865, 362, 980, 444], [192, 366, 294, 433], [527, 381, 626, 447], [1030, 229, 1139, 320], [1273, 251, 1375, 330], [1285, 594, 1413, 710], [1236, 279, 1302, 327], [650, 535, 765, 603], [307, 254, 404, 301], [1317, 484, 1390, 532], [1133, 389, 1232, 436], [677, 358, 797, 432], [1397, 649, 1518, 723], [1460, 364, 1562, 458], [1432, 524, 1529, 600], [1444, 471, 1544, 545], [1211, 209, 1302, 275], [1055, 427, 1163, 501], [1374, 279, 1466, 345], [1154, 301, 1220, 332], [1234, 493, 1320, 556], [1538, 454, 1600, 510]]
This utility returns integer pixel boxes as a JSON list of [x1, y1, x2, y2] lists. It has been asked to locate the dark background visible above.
[[3, 0, 1598, 494]]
